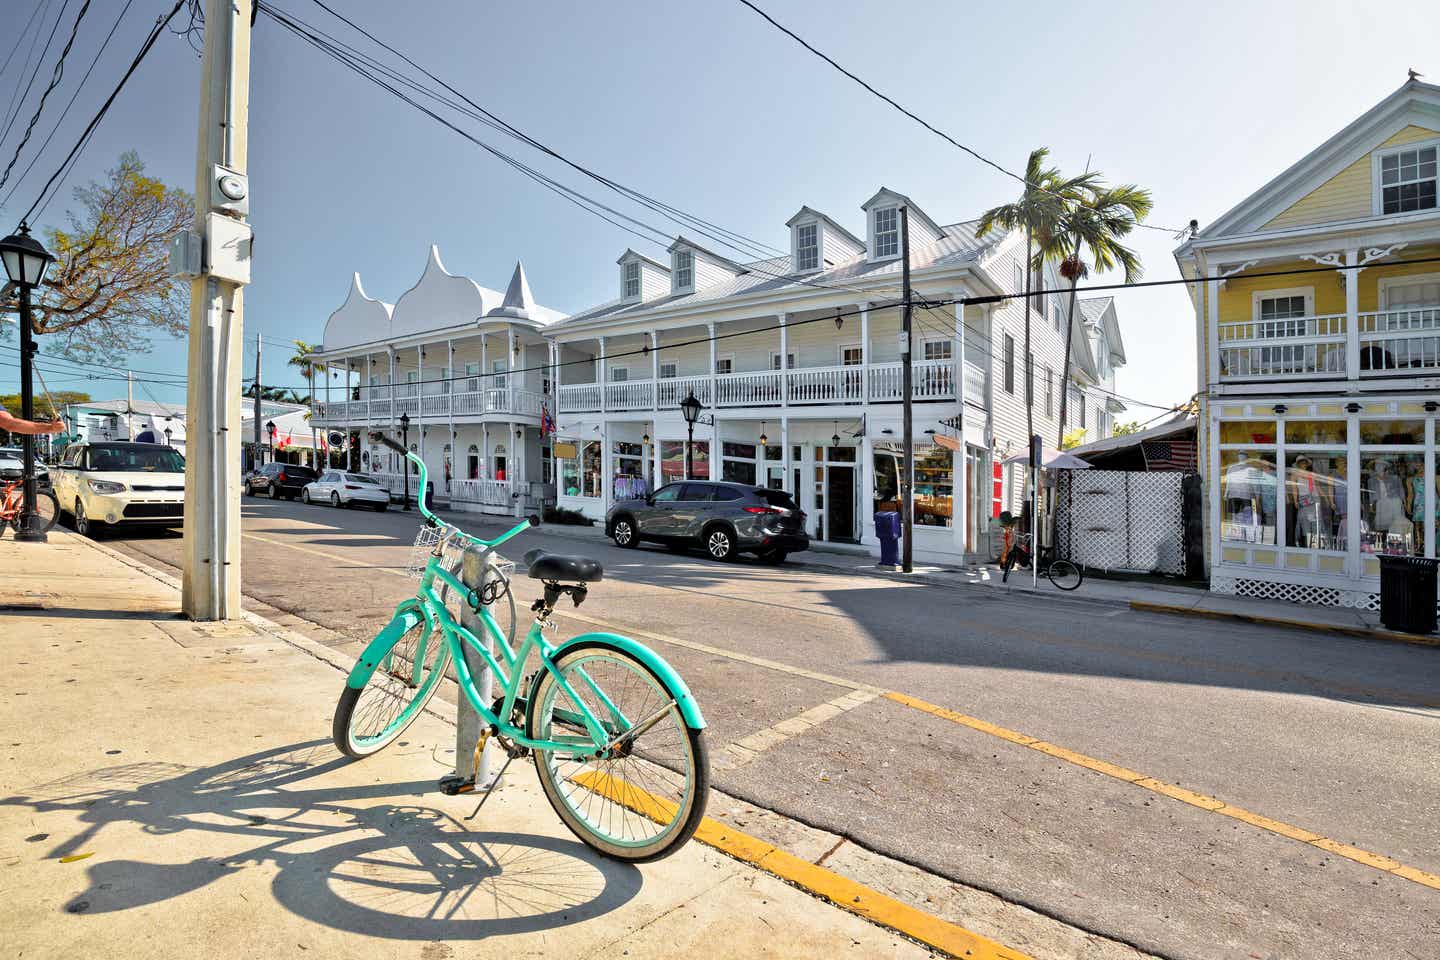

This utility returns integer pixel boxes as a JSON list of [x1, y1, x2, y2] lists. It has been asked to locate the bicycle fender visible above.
[[549, 632, 706, 730], [345, 600, 428, 689]]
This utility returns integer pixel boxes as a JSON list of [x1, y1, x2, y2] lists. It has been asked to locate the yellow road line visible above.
[[885, 690, 1440, 892], [240, 529, 1440, 893], [1130, 599, 1440, 649], [572, 771, 1033, 960]]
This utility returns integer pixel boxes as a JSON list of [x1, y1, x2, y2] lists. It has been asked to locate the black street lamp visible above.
[[265, 419, 276, 465], [1, 225, 56, 543], [399, 411, 411, 511], [679, 390, 704, 481], [163, 426, 173, 446]]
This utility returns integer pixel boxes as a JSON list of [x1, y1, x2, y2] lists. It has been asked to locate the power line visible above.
[[0, 341, 189, 381], [733, 0, 1183, 236], [0, 0, 71, 159], [19, 0, 185, 225], [0, 0, 92, 196], [0, 2, 50, 88], [0, 0, 138, 213]]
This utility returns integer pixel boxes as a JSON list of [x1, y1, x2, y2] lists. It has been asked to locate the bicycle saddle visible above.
[[523, 549, 603, 583]]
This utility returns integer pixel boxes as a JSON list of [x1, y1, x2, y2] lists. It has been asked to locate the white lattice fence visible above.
[[1055, 470, 1190, 575]]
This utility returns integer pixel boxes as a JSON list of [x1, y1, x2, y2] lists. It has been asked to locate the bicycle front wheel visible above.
[[1047, 559, 1083, 591], [528, 642, 708, 862], [34, 489, 59, 532], [333, 607, 451, 759]]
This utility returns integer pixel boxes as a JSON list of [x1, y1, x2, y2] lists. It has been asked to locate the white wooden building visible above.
[[310, 246, 565, 514], [544, 188, 1127, 564]]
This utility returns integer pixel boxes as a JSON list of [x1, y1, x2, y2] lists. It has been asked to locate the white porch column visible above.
[[983, 306, 996, 446], [1344, 249, 1359, 378], [707, 322, 717, 409], [447, 340, 455, 494], [860, 429, 875, 546], [480, 333, 489, 411], [388, 349, 397, 431], [651, 427, 661, 491], [417, 345, 426, 502], [650, 328, 659, 390], [601, 421, 613, 513], [860, 303, 870, 402], [482, 422, 489, 480], [514, 423, 525, 518], [778, 313, 788, 408], [506, 327, 516, 402], [598, 336, 608, 413], [710, 414, 720, 482], [953, 297, 967, 557], [324, 360, 332, 466], [781, 416, 791, 497]]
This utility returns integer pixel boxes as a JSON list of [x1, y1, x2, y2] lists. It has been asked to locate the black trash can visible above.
[[1378, 555, 1439, 634]]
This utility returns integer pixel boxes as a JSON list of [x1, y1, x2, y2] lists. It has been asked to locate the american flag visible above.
[[1142, 439, 1197, 471]]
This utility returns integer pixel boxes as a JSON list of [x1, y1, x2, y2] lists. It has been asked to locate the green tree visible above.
[[976, 150, 1096, 447], [1060, 427, 1087, 450], [0, 153, 192, 365], [287, 339, 324, 383], [0, 389, 91, 419], [1112, 420, 1143, 437], [1042, 181, 1153, 448]]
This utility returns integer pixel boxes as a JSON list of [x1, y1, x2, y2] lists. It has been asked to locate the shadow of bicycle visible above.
[[4, 741, 643, 939]]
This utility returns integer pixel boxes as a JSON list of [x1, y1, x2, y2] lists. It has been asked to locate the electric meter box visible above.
[[168, 230, 203, 279], [206, 213, 252, 285]]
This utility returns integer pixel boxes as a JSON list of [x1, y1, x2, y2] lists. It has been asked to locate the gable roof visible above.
[[664, 235, 747, 272], [783, 206, 865, 250], [1184, 79, 1440, 243], [861, 187, 945, 239], [1079, 296, 1125, 365], [616, 248, 669, 272]]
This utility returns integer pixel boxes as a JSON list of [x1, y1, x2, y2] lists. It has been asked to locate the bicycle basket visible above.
[[407, 523, 452, 580]]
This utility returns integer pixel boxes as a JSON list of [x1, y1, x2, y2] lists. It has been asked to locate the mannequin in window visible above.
[[1408, 466, 1435, 548], [1223, 453, 1273, 540], [1370, 458, 1409, 547], [1288, 456, 1336, 548]]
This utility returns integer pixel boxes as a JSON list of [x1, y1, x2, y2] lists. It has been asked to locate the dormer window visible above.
[[795, 222, 819, 272], [872, 206, 899, 258], [622, 261, 641, 299], [1379, 144, 1437, 215], [673, 250, 694, 290]]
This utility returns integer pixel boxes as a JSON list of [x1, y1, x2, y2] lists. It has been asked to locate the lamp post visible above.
[[399, 411, 411, 511], [265, 419, 276, 466], [1, 225, 56, 543], [679, 390, 703, 481], [164, 426, 173, 446]]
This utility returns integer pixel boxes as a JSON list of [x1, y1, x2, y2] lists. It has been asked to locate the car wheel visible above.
[[611, 516, 639, 549], [270, 484, 280, 499], [301, 489, 311, 504], [74, 499, 99, 539], [331, 491, 342, 508], [704, 524, 736, 562]]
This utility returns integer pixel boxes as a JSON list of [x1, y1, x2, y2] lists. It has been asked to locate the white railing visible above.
[[394, 394, 420, 417], [1217, 313, 1347, 379], [962, 360, 988, 407], [452, 390, 485, 416], [867, 360, 956, 401], [657, 375, 710, 408], [1357, 308, 1440, 374], [450, 478, 513, 507], [558, 383, 601, 413], [420, 394, 449, 417], [605, 380, 655, 411], [715, 370, 782, 406], [370, 397, 391, 420], [789, 365, 864, 404]]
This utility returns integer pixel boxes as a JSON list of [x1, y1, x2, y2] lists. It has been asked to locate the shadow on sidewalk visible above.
[[4, 740, 642, 939]]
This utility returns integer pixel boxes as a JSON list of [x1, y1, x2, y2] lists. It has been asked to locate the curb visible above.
[[1129, 599, 1440, 649]]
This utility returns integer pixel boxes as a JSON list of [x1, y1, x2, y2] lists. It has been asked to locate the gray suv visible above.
[[607, 481, 809, 563]]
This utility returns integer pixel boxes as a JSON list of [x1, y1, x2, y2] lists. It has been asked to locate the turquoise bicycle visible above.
[[332, 438, 709, 862]]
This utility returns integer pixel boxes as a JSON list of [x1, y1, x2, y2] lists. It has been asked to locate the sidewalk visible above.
[[474, 513, 1438, 649], [0, 530, 1028, 960]]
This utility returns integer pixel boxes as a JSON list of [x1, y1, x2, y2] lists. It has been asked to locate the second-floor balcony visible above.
[[557, 358, 984, 414], [313, 385, 546, 424], [1218, 307, 1440, 380]]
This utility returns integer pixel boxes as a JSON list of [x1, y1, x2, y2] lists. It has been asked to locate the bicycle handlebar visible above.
[[369, 431, 540, 549]]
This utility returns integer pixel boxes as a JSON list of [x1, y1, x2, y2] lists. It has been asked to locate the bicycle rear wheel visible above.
[[333, 607, 451, 759], [1047, 559, 1083, 591], [528, 642, 708, 862], [33, 489, 59, 532]]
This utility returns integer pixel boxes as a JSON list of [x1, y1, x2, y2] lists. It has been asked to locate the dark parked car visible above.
[[606, 481, 808, 563], [246, 462, 318, 500]]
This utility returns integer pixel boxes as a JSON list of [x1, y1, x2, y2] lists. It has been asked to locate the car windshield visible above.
[[345, 473, 378, 484], [87, 445, 186, 472]]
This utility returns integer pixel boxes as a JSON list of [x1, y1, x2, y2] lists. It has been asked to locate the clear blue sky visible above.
[[2, 0, 1436, 420]]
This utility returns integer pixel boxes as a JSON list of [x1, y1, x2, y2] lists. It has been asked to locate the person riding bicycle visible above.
[[0, 408, 63, 436]]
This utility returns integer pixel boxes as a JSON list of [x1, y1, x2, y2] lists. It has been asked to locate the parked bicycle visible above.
[[0, 474, 58, 537], [998, 513, 1083, 591], [332, 435, 709, 862]]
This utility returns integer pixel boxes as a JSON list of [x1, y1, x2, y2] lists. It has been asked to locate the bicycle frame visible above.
[[345, 443, 704, 754]]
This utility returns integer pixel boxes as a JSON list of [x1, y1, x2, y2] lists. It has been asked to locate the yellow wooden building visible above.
[[1175, 78, 1440, 609]]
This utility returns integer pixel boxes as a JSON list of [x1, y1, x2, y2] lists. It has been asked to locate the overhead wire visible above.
[[0, 0, 71, 158], [0, 0, 92, 196], [0, 2, 50, 88]]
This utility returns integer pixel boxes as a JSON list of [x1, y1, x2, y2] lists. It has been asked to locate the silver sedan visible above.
[[302, 470, 390, 510]]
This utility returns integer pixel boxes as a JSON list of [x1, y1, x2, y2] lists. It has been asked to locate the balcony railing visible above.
[[450, 478, 512, 507], [963, 360, 989, 407], [555, 362, 962, 414], [1357, 308, 1440, 374], [313, 388, 548, 423], [1218, 314, 1347, 380]]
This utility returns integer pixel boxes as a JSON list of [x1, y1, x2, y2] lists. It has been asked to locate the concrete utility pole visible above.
[[252, 331, 261, 467], [900, 206, 914, 574], [126, 371, 134, 439], [181, 0, 252, 621]]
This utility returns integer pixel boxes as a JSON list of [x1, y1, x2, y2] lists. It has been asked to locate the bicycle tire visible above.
[[34, 489, 59, 532], [1047, 559, 1083, 591], [333, 607, 451, 759], [527, 641, 708, 863]]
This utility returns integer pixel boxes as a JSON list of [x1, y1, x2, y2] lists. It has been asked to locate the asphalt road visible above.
[[106, 498, 1440, 960]]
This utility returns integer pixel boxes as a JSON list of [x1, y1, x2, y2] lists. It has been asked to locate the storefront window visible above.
[[1285, 451, 1346, 550], [613, 441, 647, 500], [871, 443, 953, 527], [660, 439, 709, 482], [1220, 420, 1276, 445], [1220, 450, 1277, 543], [1361, 452, 1424, 556], [721, 441, 757, 484], [764, 445, 783, 461], [560, 451, 580, 496], [1360, 419, 1424, 445], [1285, 420, 1346, 445], [581, 440, 602, 498]]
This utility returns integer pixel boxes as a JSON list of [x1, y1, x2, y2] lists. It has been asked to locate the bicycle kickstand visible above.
[[466, 752, 514, 821]]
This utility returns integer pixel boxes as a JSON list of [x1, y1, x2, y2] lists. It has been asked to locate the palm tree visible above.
[[976, 149, 1095, 446], [288, 340, 324, 382], [1046, 182, 1153, 447]]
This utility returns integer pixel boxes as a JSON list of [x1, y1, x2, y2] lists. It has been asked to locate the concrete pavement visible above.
[[2, 528, 1154, 960], [96, 497, 1440, 959]]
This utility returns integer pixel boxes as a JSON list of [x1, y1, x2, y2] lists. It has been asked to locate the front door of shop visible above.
[[826, 465, 857, 543]]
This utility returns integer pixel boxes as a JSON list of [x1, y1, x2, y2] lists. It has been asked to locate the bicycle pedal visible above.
[[438, 774, 475, 796]]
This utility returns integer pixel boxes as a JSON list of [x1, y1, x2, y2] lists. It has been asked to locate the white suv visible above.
[[52, 442, 186, 537]]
